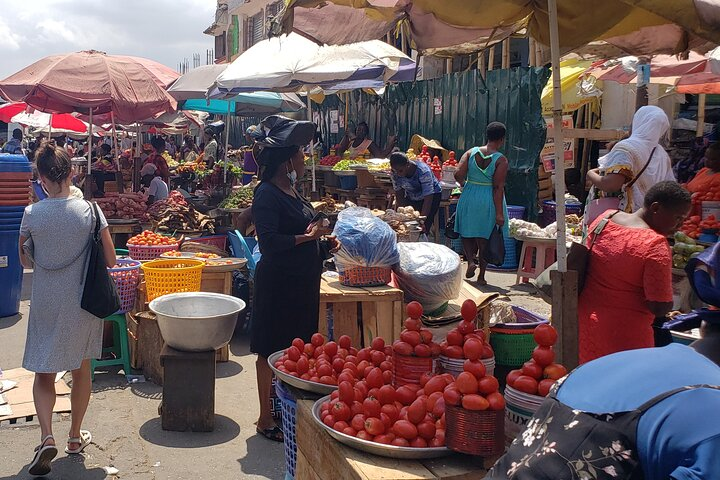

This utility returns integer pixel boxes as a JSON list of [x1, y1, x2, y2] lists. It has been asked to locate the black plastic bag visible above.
[[483, 226, 505, 266]]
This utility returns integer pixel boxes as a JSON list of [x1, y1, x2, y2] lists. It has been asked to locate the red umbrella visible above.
[[11, 111, 88, 133], [0, 102, 28, 123], [0, 50, 179, 122]]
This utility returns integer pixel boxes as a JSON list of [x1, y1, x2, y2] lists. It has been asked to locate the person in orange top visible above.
[[144, 137, 170, 184], [578, 181, 692, 364], [686, 142, 720, 194]]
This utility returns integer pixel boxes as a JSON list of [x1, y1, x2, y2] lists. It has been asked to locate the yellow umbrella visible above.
[[541, 59, 596, 116]]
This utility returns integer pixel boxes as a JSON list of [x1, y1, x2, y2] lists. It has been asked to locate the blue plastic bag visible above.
[[332, 207, 400, 270]]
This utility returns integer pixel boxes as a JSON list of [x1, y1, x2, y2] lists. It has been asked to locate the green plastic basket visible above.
[[489, 330, 537, 367]]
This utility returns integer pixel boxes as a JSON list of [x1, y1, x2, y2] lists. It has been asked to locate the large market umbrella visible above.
[[12, 110, 88, 134], [0, 102, 28, 123]]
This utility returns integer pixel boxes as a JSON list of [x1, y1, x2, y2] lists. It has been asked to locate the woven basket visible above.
[[446, 405, 505, 456], [128, 242, 179, 261], [140, 259, 204, 302], [180, 241, 228, 257], [108, 258, 141, 313], [339, 266, 391, 287]]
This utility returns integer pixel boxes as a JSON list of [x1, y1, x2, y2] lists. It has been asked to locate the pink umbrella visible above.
[[0, 50, 179, 122]]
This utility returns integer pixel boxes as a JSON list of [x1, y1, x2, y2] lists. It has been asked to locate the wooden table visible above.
[[319, 277, 404, 348], [295, 398, 495, 480], [108, 220, 139, 249]]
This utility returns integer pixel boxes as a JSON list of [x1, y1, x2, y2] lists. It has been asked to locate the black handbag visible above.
[[483, 225, 505, 265], [444, 212, 460, 239], [81, 202, 120, 318]]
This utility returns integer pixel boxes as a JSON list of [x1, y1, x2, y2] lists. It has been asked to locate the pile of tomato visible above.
[[391, 302, 442, 358], [439, 300, 494, 360], [430, 156, 442, 180], [274, 333, 393, 386], [679, 214, 720, 239], [442, 354, 505, 411], [127, 230, 178, 246], [444, 151, 458, 168], [505, 324, 568, 397], [319, 371, 453, 447]]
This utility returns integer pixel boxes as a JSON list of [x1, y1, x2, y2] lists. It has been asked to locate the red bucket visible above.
[[392, 353, 435, 387], [445, 404, 505, 456]]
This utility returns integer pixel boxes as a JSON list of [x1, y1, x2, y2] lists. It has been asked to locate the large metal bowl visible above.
[[312, 396, 451, 459], [268, 351, 337, 395], [149, 292, 245, 352]]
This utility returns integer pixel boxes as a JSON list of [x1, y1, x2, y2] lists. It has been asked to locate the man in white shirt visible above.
[[140, 163, 168, 205]]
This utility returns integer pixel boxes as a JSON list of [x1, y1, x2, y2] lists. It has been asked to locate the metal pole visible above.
[[548, 0, 567, 272], [224, 102, 231, 183], [308, 96, 316, 192], [86, 109, 93, 198], [635, 57, 650, 110], [111, 112, 120, 170], [48, 115, 52, 140], [696, 94, 707, 139]]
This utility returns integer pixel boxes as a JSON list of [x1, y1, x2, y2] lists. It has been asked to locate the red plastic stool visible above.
[[516, 239, 557, 283]]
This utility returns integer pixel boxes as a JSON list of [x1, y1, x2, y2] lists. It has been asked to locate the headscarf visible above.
[[599, 105, 675, 211]]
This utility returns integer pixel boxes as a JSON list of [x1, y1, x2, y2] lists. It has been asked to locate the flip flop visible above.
[[256, 426, 284, 442], [29, 435, 57, 476], [65, 430, 92, 454]]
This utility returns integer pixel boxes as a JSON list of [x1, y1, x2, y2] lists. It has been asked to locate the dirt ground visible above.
[[0, 267, 548, 480]]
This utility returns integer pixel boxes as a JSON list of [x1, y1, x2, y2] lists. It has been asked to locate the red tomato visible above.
[[432, 397, 446, 419], [446, 329, 464, 347], [383, 370, 392, 384], [396, 386, 417, 406], [445, 345, 464, 359], [337, 372, 354, 385], [400, 330, 422, 347], [371, 337, 385, 351], [506, 369, 523, 388], [458, 320, 475, 335], [486, 392, 506, 411], [404, 318, 421, 331], [463, 359, 486, 379], [338, 335, 352, 349], [283, 360, 297, 372], [381, 403, 399, 423], [532, 346, 555, 367], [478, 375, 500, 395], [410, 437, 428, 448], [357, 348, 371, 362], [429, 437, 445, 447], [356, 430, 373, 441], [338, 381, 354, 404], [406, 301, 423, 320], [443, 386, 461, 406], [351, 414, 366, 431], [407, 399, 427, 425], [317, 363, 333, 378], [391, 437, 410, 447], [460, 299, 477, 322], [522, 361, 544, 380], [286, 346, 301, 362], [543, 363, 568, 380], [429, 342, 442, 357], [514, 375, 539, 395], [423, 376, 447, 396], [373, 433, 395, 444], [414, 343, 432, 357], [319, 375, 336, 385], [380, 360, 393, 372], [462, 338, 483, 361], [538, 378, 556, 397], [481, 343, 495, 359], [363, 397, 382, 418], [419, 329, 434, 344], [462, 394, 489, 411], [371, 350, 385, 366], [311, 333, 325, 347], [419, 372, 434, 388], [426, 391, 443, 411], [377, 385, 396, 405], [342, 426, 358, 437], [456, 372, 479, 395], [324, 341, 338, 358], [323, 414, 335, 427], [303, 344, 315, 357], [392, 420, 419, 440], [393, 340, 414, 356], [366, 367, 384, 389], [332, 357, 345, 373], [533, 324, 558, 347], [364, 417, 385, 436], [333, 420, 349, 431]]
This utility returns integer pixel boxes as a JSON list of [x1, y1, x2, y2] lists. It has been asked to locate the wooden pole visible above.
[[478, 51, 486, 79], [501, 39, 510, 69], [696, 94, 707, 139], [308, 96, 316, 193], [528, 38, 536, 67], [635, 57, 650, 111], [488, 46, 495, 71]]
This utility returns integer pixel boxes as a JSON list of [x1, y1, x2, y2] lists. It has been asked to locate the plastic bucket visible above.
[[0, 229, 23, 317]]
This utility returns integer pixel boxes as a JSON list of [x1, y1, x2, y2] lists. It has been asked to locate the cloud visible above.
[[0, 0, 216, 78]]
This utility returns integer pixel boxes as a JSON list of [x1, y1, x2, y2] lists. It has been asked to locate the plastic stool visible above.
[[91, 313, 132, 380], [516, 240, 557, 284]]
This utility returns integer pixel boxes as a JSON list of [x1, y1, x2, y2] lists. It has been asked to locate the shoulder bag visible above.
[[585, 147, 657, 225], [534, 210, 620, 303], [81, 201, 121, 318], [444, 212, 460, 239]]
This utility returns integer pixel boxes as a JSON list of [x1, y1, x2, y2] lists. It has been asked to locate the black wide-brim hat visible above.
[[255, 115, 315, 148]]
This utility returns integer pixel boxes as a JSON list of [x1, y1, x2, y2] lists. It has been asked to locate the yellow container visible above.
[[141, 259, 204, 302]]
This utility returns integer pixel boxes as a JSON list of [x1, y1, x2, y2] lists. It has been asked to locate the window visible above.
[[266, 1, 282, 19], [214, 32, 226, 60], [230, 15, 240, 56], [250, 11, 265, 47]]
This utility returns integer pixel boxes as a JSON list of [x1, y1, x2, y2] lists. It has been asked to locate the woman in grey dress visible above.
[[18, 141, 116, 476]]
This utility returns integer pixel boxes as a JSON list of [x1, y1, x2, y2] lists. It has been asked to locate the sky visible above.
[[0, 0, 216, 79]]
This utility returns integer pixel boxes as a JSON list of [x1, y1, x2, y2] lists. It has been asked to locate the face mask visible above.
[[286, 163, 298, 186]]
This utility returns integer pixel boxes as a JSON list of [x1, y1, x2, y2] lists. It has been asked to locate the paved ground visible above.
[[0, 267, 547, 480]]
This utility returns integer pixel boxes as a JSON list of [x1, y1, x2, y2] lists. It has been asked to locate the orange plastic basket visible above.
[[140, 259, 204, 302], [339, 266, 391, 287]]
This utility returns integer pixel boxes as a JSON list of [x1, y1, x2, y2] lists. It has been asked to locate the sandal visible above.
[[256, 425, 284, 442], [29, 434, 57, 476], [65, 430, 92, 454], [465, 259, 478, 279]]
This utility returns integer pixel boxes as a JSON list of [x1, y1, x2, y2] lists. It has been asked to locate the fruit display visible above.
[[430, 156, 442, 180], [220, 187, 253, 209], [146, 190, 215, 233], [95, 192, 146, 220], [505, 324, 568, 397], [439, 300, 494, 361], [418, 145, 432, 164], [176, 162, 206, 175], [273, 333, 393, 387], [127, 230, 178, 246], [406, 148, 417, 160], [509, 215, 582, 242], [690, 188, 720, 204], [441, 362, 505, 412], [680, 214, 720, 240], [318, 371, 452, 448], [91, 157, 117, 172], [332, 159, 366, 171], [672, 231, 705, 268], [320, 154, 342, 167], [444, 151, 458, 167], [367, 160, 391, 172], [392, 302, 442, 359]]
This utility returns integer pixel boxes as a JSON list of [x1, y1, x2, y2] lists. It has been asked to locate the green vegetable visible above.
[[220, 187, 254, 209], [332, 159, 366, 171]]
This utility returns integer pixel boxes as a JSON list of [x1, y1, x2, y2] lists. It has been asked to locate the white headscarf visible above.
[[599, 105, 675, 211]]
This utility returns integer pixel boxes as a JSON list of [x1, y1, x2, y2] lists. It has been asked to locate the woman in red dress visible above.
[[579, 181, 692, 363], [144, 137, 170, 184]]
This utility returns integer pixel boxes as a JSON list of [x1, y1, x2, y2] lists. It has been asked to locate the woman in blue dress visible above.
[[454, 122, 509, 285]]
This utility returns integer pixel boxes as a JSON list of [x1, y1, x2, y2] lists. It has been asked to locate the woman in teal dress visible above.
[[454, 122, 509, 285]]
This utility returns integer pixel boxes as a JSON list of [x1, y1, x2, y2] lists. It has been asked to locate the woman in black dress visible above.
[[251, 116, 338, 441]]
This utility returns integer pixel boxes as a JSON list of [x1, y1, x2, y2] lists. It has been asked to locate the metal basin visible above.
[[149, 292, 245, 352]]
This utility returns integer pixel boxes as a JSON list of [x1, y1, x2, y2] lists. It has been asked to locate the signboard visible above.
[[433, 98, 442, 115], [541, 115, 575, 173], [330, 110, 339, 134]]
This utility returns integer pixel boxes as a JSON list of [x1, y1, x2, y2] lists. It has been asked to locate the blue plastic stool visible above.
[[91, 313, 132, 380], [228, 230, 257, 277]]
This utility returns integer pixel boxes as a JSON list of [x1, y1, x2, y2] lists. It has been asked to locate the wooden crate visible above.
[[295, 398, 495, 480], [319, 278, 404, 347]]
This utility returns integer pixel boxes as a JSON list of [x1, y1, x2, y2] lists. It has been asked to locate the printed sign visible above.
[[330, 110, 339, 134], [541, 115, 575, 172], [433, 98, 442, 115], [0, 256, 7, 268]]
